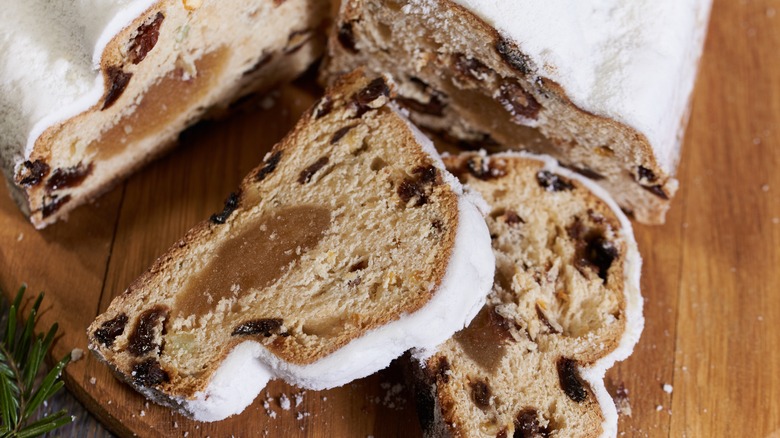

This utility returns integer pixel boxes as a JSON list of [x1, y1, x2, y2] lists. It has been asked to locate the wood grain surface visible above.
[[1, 0, 778, 436]]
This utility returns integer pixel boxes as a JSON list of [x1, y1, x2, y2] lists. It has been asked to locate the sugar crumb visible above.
[[662, 384, 673, 394], [656, 405, 664, 411], [279, 394, 291, 410], [89, 377, 97, 385]]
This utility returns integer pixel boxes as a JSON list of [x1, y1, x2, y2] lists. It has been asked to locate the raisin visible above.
[[496, 38, 534, 75], [504, 210, 524, 225], [127, 306, 168, 357], [567, 219, 618, 283], [17, 160, 50, 187], [470, 380, 492, 410], [298, 156, 329, 184], [129, 12, 164, 64], [431, 356, 451, 384], [349, 260, 368, 272], [636, 165, 657, 183], [102, 67, 132, 110], [498, 80, 541, 121], [46, 162, 93, 192], [642, 184, 669, 200], [313, 96, 333, 119], [94, 313, 129, 347], [557, 357, 588, 403], [398, 179, 428, 206], [352, 78, 390, 117], [337, 22, 358, 53], [454, 54, 491, 81], [514, 408, 550, 438], [397, 93, 446, 116], [210, 192, 240, 224], [132, 358, 169, 387], [414, 165, 439, 184], [41, 195, 71, 218], [330, 125, 356, 144], [536, 170, 574, 192], [255, 151, 282, 182], [465, 156, 506, 181], [232, 318, 284, 337]]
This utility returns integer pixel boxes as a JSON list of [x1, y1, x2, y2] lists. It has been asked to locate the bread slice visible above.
[[323, 0, 712, 224], [413, 152, 643, 437], [1, 0, 330, 228], [87, 70, 494, 421]]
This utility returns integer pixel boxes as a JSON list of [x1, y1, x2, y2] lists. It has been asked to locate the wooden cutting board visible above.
[[1, 0, 778, 436]]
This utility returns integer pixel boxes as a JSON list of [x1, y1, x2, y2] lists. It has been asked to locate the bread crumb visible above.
[[761, 184, 770, 192], [663, 384, 673, 394], [70, 348, 84, 362]]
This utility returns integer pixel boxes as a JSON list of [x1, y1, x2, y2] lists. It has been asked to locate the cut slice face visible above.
[[414, 152, 643, 438], [87, 71, 494, 422]]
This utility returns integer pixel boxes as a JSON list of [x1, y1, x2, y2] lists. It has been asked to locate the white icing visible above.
[[178, 107, 496, 422], [0, 0, 157, 162], [407, 0, 712, 173], [494, 152, 643, 438]]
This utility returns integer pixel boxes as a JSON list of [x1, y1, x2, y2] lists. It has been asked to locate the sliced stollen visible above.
[[87, 71, 494, 421], [412, 152, 643, 437], [323, 0, 712, 224], [1, 0, 330, 228]]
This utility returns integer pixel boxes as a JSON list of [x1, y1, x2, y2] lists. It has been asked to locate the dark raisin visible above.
[[129, 12, 164, 64], [298, 156, 329, 184], [470, 380, 492, 410], [349, 260, 368, 272], [433, 356, 450, 384], [210, 192, 240, 224], [454, 54, 491, 80], [514, 408, 550, 438], [431, 219, 444, 233], [557, 357, 588, 403], [337, 22, 358, 53], [128, 306, 168, 357], [284, 29, 313, 54], [46, 162, 93, 192], [465, 157, 506, 181], [41, 195, 71, 218], [498, 80, 541, 121], [94, 313, 129, 347], [504, 210, 524, 225], [255, 151, 282, 182], [396, 93, 446, 117], [357, 77, 390, 106], [132, 358, 169, 387], [414, 165, 439, 184], [642, 184, 669, 200], [17, 160, 50, 187], [232, 318, 284, 337], [243, 52, 273, 76], [398, 179, 427, 206], [102, 66, 132, 110], [352, 77, 390, 117], [636, 165, 657, 183], [330, 125, 356, 144], [536, 170, 574, 192], [314, 96, 333, 119], [496, 38, 534, 75], [567, 219, 618, 283]]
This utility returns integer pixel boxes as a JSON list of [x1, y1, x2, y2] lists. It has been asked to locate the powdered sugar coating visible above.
[[405, 0, 711, 174], [0, 0, 156, 165], [177, 109, 495, 422]]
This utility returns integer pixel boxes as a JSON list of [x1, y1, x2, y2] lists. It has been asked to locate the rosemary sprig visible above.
[[0, 285, 73, 437]]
